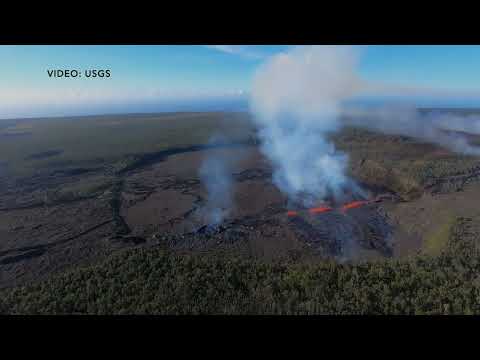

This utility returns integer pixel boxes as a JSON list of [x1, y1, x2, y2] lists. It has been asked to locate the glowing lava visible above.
[[308, 206, 333, 215], [286, 197, 382, 217], [340, 200, 370, 212]]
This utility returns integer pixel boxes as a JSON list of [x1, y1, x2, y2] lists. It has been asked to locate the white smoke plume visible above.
[[250, 46, 365, 206], [249, 45, 480, 207]]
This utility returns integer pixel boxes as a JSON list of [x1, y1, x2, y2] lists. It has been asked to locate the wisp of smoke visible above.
[[250, 46, 365, 206], [198, 135, 236, 226], [433, 112, 480, 135], [342, 106, 480, 156]]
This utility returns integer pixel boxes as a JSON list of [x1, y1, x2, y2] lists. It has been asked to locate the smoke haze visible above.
[[342, 106, 480, 155]]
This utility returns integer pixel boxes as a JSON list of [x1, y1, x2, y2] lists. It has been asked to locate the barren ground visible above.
[[1, 111, 480, 288]]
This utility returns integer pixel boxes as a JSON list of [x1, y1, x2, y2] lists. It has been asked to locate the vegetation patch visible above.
[[1, 217, 479, 315], [422, 215, 456, 256]]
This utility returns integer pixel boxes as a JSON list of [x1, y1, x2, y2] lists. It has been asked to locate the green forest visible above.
[[1, 216, 479, 315]]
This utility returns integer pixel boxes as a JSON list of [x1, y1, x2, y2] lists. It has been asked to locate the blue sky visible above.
[[1, 45, 480, 119], [359, 45, 480, 91]]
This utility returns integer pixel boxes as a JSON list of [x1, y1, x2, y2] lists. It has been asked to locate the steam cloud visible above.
[[250, 46, 365, 206], [249, 45, 480, 207]]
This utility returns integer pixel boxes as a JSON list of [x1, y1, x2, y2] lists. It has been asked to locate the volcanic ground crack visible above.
[[0, 219, 114, 264]]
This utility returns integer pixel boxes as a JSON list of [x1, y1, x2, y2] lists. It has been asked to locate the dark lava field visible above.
[[2, 112, 480, 289]]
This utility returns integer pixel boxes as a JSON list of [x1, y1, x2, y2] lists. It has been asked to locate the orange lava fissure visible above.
[[308, 206, 333, 214], [287, 198, 377, 217], [341, 200, 370, 212]]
